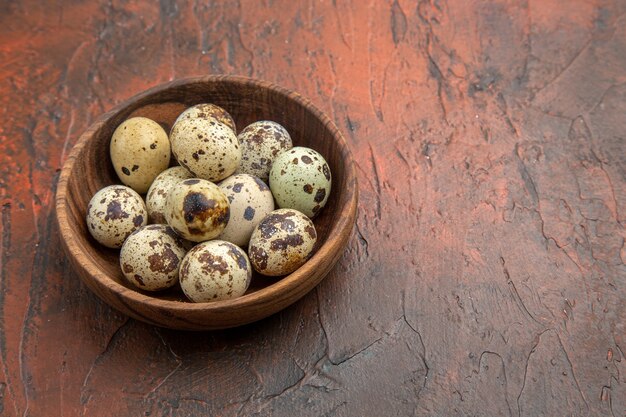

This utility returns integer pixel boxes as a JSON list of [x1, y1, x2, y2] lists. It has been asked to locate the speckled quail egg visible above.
[[110, 117, 171, 194], [119, 225, 187, 291], [146, 166, 194, 224], [179, 240, 251, 302], [174, 103, 236, 134], [217, 174, 275, 247], [248, 209, 317, 276], [86, 185, 148, 248], [269, 147, 332, 217], [170, 116, 241, 182], [165, 178, 230, 242], [236, 121, 292, 181]]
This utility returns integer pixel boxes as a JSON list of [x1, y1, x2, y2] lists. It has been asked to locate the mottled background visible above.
[[0, 0, 625, 416]]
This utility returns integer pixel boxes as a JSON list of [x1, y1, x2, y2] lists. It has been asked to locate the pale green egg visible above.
[[269, 147, 332, 218]]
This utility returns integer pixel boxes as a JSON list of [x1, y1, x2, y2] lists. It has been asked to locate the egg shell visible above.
[[269, 147, 332, 218], [236, 121, 292, 181], [217, 174, 274, 247], [86, 185, 148, 248], [248, 209, 317, 276], [179, 240, 251, 302], [110, 117, 171, 194], [165, 178, 230, 242], [119, 225, 187, 291], [174, 103, 236, 134], [170, 117, 241, 182], [146, 166, 194, 224]]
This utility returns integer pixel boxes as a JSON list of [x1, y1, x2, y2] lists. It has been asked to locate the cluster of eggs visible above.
[[86, 104, 332, 303]]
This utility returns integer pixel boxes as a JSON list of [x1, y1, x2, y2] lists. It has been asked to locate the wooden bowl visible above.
[[55, 76, 358, 331]]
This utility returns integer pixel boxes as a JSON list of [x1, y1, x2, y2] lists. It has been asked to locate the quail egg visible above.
[[170, 116, 241, 182], [217, 174, 275, 247], [179, 240, 251, 302], [237, 121, 292, 181], [165, 178, 230, 242], [175, 103, 236, 134], [248, 209, 317, 276], [269, 147, 332, 217], [110, 117, 171, 194], [146, 166, 194, 224], [120, 225, 187, 291], [86, 185, 148, 248]]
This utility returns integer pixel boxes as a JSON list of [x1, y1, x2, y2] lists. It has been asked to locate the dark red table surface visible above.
[[0, 1, 625, 416]]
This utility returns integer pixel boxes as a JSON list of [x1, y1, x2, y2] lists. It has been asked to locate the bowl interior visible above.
[[63, 78, 350, 303]]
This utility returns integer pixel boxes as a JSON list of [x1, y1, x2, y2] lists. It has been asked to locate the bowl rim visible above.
[[55, 75, 358, 315]]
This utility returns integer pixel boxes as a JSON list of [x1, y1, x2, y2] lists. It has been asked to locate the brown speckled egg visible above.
[[119, 225, 187, 291], [165, 179, 230, 242], [218, 174, 275, 247], [86, 185, 148, 248], [174, 103, 236, 134], [179, 240, 251, 302], [170, 116, 241, 182], [146, 166, 194, 224], [248, 209, 317, 276], [236, 121, 292, 181], [110, 117, 171, 193], [269, 147, 332, 218]]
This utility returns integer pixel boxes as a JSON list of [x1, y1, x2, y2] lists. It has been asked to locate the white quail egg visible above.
[[170, 116, 241, 182], [248, 209, 317, 276], [179, 240, 251, 302], [236, 121, 292, 181], [218, 174, 274, 247], [174, 103, 236, 134], [86, 185, 148, 248], [146, 166, 194, 224], [119, 225, 187, 291]]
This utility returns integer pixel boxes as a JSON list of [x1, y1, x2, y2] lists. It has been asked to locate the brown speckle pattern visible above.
[[119, 224, 187, 292], [269, 146, 332, 218], [322, 163, 331, 181], [146, 166, 194, 224], [314, 188, 326, 203], [220, 242, 249, 272], [179, 240, 251, 302], [165, 179, 230, 242], [304, 225, 317, 239], [248, 208, 317, 276], [236, 121, 292, 181], [170, 112, 241, 182], [133, 215, 144, 227], [249, 245, 268, 271], [86, 185, 147, 248], [252, 176, 270, 191], [104, 200, 129, 221], [110, 117, 171, 194], [182, 192, 216, 223], [174, 103, 236, 134], [243, 206, 255, 221], [217, 174, 274, 247]]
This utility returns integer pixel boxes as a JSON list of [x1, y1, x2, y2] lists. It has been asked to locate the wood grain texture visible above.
[[0, 0, 625, 415]]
